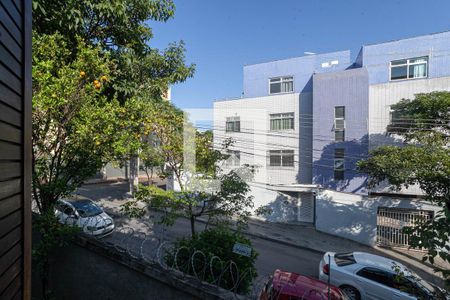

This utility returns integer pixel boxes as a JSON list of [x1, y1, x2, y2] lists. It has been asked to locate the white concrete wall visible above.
[[315, 189, 441, 246], [213, 92, 312, 185]]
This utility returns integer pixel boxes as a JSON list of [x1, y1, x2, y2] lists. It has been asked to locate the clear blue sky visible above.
[[149, 0, 450, 109]]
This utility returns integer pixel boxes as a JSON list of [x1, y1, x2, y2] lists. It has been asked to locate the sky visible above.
[[149, 0, 450, 110]]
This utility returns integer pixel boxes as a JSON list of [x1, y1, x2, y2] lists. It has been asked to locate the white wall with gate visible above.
[[315, 189, 441, 246]]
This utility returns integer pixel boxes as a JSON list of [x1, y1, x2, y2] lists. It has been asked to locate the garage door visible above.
[[298, 193, 314, 223]]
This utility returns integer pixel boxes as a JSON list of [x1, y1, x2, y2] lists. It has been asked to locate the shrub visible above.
[[165, 227, 258, 294]]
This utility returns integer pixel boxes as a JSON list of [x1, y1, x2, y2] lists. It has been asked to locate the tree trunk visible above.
[[150, 167, 154, 185], [190, 215, 196, 237], [124, 160, 129, 180], [128, 156, 139, 196], [144, 168, 151, 185]]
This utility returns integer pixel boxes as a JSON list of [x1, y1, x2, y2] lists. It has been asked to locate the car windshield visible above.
[[69, 200, 103, 218], [405, 271, 448, 299]]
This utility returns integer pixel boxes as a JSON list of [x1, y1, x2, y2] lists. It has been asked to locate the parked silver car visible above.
[[319, 252, 449, 300], [55, 197, 114, 237]]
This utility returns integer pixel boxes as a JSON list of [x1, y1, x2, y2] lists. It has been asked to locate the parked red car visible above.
[[260, 269, 349, 300]]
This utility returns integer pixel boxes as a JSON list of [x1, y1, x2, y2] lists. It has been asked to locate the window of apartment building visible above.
[[334, 106, 345, 142], [270, 112, 294, 130], [226, 150, 241, 166], [269, 76, 294, 94], [268, 150, 294, 167], [390, 56, 428, 81], [334, 148, 345, 181], [226, 116, 240, 132]]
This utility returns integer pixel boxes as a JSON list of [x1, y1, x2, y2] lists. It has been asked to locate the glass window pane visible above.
[[335, 119, 345, 130], [270, 82, 281, 94], [282, 151, 294, 166], [408, 64, 427, 78], [270, 113, 294, 130], [391, 65, 408, 80], [282, 118, 290, 129], [283, 76, 293, 81], [270, 119, 281, 130], [335, 130, 345, 142], [335, 107, 345, 119], [270, 78, 281, 83], [269, 155, 281, 166], [334, 159, 344, 170], [282, 81, 293, 93], [235, 121, 240, 132], [335, 148, 345, 159], [283, 156, 294, 166]]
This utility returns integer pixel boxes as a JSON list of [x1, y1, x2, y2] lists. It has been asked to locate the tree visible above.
[[32, 1, 195, 297], [121, 113, 256, 236], [33, 0, 195, 195], [33, 0, 195, 102], [33, 0, 176, 53], [358, 92, 450, 284], [32, 34, 117, 213]]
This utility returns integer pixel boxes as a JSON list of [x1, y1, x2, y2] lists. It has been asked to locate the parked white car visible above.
[[55, 197, 114, 237], [319, 252, 449, 300]]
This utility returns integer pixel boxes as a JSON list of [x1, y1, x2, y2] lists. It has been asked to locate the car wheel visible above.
[[340, 285, 361, 300]]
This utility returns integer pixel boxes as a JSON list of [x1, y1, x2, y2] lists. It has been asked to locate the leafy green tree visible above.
[[32, 0, 196, 202], [165, 227, 258, 294], [33, 0, 195, 195], [32, 1, 195, 296], [32, 34, 117, 212], [358, 92, 450, 284], [121, 114, 256, 236], [33, 0, 195, 102], [33, 0, 175, 52]]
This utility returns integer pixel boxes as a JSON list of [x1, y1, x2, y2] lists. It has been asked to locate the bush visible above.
[[165, 227, 258, 294]]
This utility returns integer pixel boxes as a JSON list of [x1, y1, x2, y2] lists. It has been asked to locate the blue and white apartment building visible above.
[[213, 31, 450, 246]]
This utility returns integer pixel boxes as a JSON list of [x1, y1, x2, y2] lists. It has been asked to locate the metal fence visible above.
[[376, 207, 434, 248]]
